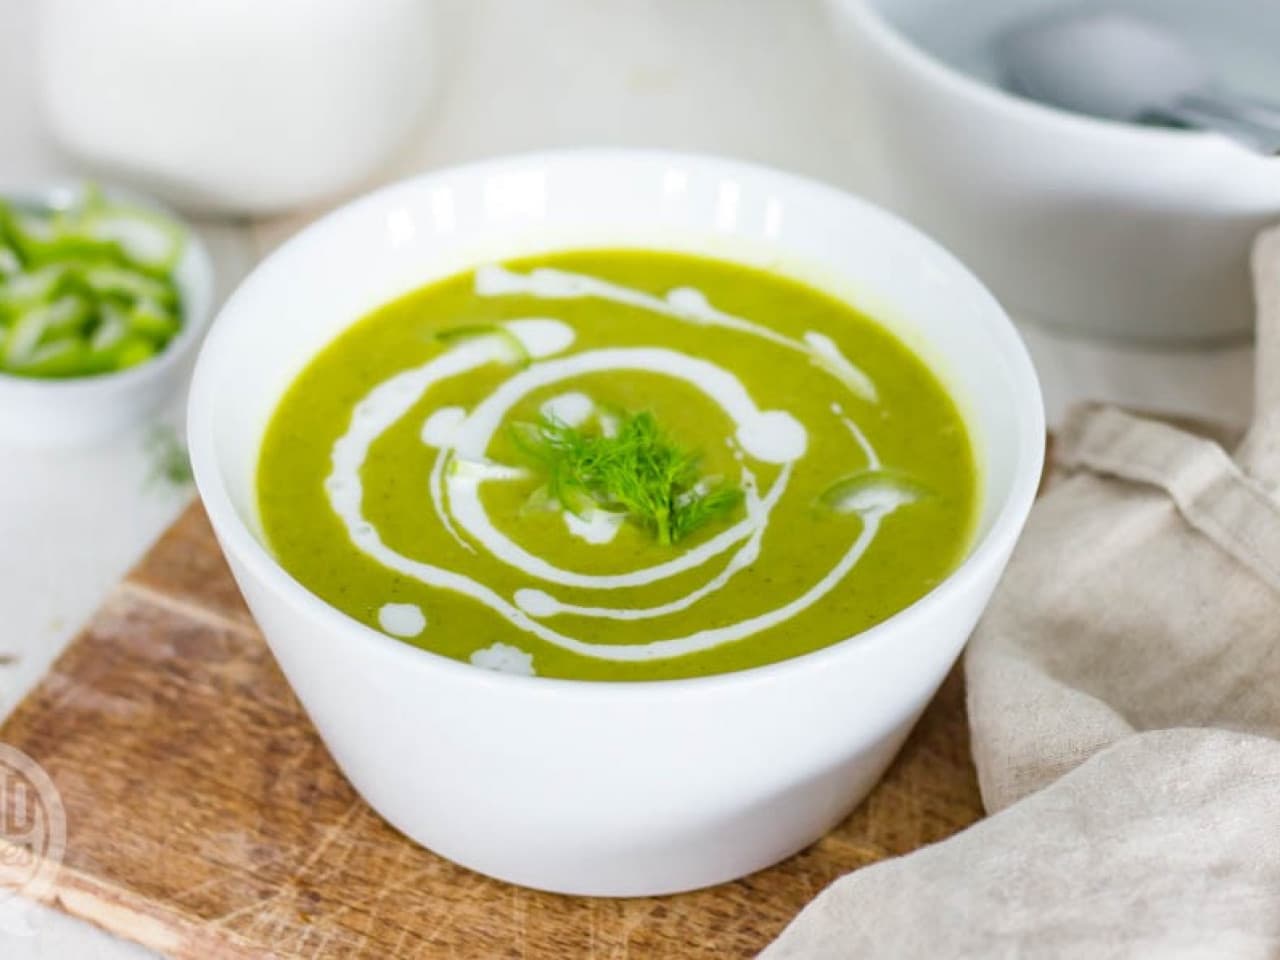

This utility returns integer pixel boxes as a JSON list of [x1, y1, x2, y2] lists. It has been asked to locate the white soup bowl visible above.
[[827, 0, 1280, 344], [188, 150, 1043, 896]]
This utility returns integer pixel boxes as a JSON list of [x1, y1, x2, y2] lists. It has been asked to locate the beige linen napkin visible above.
[[762, 228, 1280, 959]]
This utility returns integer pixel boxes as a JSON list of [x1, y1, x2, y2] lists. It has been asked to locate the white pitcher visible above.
[[37, 0, 437, 215]]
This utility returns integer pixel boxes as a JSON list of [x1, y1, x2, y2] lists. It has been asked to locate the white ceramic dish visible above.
[[37, 0, 436, 215], [188, 149, 1043, 896], [0, 182, 214, 447], [827, 0, 1280, 345]]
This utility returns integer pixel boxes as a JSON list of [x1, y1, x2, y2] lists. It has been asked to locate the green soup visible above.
[[257, 250, 978, 681]]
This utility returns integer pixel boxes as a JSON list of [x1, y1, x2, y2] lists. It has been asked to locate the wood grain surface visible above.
[[0, 503, 984, 959]]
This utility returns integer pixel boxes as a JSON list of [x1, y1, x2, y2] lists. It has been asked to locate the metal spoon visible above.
[[997, 10, 1280, 155]]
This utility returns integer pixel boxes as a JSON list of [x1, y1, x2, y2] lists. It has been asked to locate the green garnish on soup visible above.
[[257, 249, 978, 681]]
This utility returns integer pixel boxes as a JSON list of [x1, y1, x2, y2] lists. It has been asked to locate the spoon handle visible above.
[[1154, 92, 1280, 156], [1226, 93, 1280, 127]]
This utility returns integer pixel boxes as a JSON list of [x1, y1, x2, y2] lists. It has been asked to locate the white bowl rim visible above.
[[833, 0, 1270, 162], [0, 179, 214, 396], [188, 147, 1045, 698]]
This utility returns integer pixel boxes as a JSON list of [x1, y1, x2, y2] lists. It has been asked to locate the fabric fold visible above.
[[762, 227, 1280, 959]]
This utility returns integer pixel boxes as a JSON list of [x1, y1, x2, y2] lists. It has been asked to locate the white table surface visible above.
[[0, 0, 1258, 956]]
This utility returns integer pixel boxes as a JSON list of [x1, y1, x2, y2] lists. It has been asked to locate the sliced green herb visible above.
[[510, 408, 743, 546], [435, 323, 530, 367], [145, 424, 194, 489], [816, 469, 928, 518], [17, 339, 84, 377]]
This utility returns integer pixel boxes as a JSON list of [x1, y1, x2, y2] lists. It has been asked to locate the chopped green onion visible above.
[[126, 299, 180, 341], [82, 206, 185, 273], [115, 335, 159, 370], [5, 308, 50, 365], [816, 469, 929, 518], [81, 264, 177, 306], [41, 295, 94, 338], [0, 185, 186, 380], [0, 265, 64, 311], [0, 245, 19, 277], [16, 338, 88, 377], [91, 304, 129, 351], [436, 323, 531, 368]]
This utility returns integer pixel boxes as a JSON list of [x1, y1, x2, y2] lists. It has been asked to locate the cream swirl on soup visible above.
[[257, 250, 977, 682]]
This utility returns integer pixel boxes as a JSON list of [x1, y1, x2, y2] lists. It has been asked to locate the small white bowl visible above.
[[827, 0, 1280, 344], [189, 150, 1043, 896], [0, 182, 214, 447]]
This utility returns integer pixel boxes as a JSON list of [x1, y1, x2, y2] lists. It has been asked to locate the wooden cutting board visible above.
[[0, 502, 984, 959]]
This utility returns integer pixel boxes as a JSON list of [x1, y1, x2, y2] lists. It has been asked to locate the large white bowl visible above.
[[827, 0, 1280, 344], [188, 150, 1043, 896]]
